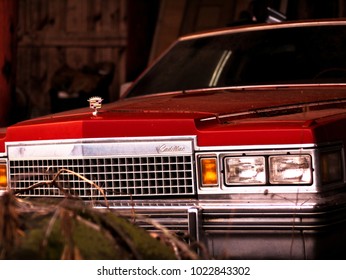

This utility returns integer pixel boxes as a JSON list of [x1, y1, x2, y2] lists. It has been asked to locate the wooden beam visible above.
[[18, 34, 127, 48]]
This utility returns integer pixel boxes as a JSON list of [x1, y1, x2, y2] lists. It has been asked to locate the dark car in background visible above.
[[2, 20, 346, 259]]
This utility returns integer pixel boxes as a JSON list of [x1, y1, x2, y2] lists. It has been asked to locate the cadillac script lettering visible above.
[[157, 144, 186, 153]]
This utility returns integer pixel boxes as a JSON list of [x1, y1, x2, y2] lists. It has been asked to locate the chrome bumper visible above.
[[93, 197, 346, 259]]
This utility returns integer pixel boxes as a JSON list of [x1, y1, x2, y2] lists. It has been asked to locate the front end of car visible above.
[[1, 119, 346, 259], [3, 20, 346, 259]]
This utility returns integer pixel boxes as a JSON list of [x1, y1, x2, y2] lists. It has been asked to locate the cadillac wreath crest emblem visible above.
[[88, 96, 103, 116]]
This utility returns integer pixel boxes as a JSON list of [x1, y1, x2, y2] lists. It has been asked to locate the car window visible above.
[[127, 25, 346, 97]]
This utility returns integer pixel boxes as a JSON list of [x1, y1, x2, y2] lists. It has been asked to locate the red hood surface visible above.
[[2, 86, 346, 151]]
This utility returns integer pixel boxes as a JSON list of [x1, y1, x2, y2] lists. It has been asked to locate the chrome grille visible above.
[[7, 138, 196, 199]]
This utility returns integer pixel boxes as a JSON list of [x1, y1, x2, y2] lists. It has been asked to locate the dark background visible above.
[[1, 0, 345, 126]]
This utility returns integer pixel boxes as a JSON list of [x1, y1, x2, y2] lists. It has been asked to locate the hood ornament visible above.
[[88, 96, 103, 116]]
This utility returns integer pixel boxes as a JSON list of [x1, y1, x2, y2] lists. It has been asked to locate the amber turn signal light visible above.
[[0, 164, 7, 189], [200, 157, 218, 187]]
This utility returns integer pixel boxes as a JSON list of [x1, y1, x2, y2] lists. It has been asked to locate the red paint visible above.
[[1, 86, 346, 154]]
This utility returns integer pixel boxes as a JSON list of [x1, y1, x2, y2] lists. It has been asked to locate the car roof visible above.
[[179, 19, 346, 41]]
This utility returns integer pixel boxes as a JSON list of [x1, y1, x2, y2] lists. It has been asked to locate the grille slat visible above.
[[9, 155, 195, 199]]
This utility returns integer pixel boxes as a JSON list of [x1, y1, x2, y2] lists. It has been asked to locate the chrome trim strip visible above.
[[92, 199, 346, 230], [91, 198, 317, 211], [5, 135, 197, 147], [5, 136, 317, 154], [195, 143, 316, 151], [6, 136, 196, 160]]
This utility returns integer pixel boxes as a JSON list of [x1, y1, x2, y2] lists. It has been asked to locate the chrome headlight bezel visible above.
[[197, 144, 344, 193], [223, 154, 313, 187]]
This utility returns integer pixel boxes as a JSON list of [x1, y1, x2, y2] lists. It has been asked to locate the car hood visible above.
[[117, 87, 346, 115], [2, 86, 346, 150]]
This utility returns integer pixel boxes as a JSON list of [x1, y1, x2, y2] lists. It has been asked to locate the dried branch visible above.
[[13, 168, 109, 208]]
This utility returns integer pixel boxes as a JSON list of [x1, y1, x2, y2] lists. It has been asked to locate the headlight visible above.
[[269, 155, 312, 184], [224, 156, 266, 185]]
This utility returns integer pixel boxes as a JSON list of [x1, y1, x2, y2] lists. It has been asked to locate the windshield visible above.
[[127, 24, 346, 97]]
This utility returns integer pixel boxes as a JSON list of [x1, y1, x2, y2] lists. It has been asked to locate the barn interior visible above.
[[0, 0, 345, 126]]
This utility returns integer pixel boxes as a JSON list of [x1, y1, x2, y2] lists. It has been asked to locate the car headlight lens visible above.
[[269, 155, 312, 184], [225, 156, 266, 185]]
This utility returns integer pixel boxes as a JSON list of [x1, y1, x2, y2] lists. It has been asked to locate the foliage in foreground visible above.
[[0, 192, 191, 260]]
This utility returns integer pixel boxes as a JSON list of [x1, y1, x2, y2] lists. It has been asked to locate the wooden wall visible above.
[[0, 0, 17, 127], [16, 0, 127, 118]]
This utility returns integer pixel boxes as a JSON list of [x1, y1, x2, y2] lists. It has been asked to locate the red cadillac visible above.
[[2, 20, 346, 259]]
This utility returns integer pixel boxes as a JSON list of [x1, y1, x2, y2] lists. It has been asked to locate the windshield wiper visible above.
[[200, 98, 346, 122]]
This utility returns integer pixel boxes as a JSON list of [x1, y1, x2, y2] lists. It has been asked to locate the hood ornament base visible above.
[[88, 96, 103, 116]]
